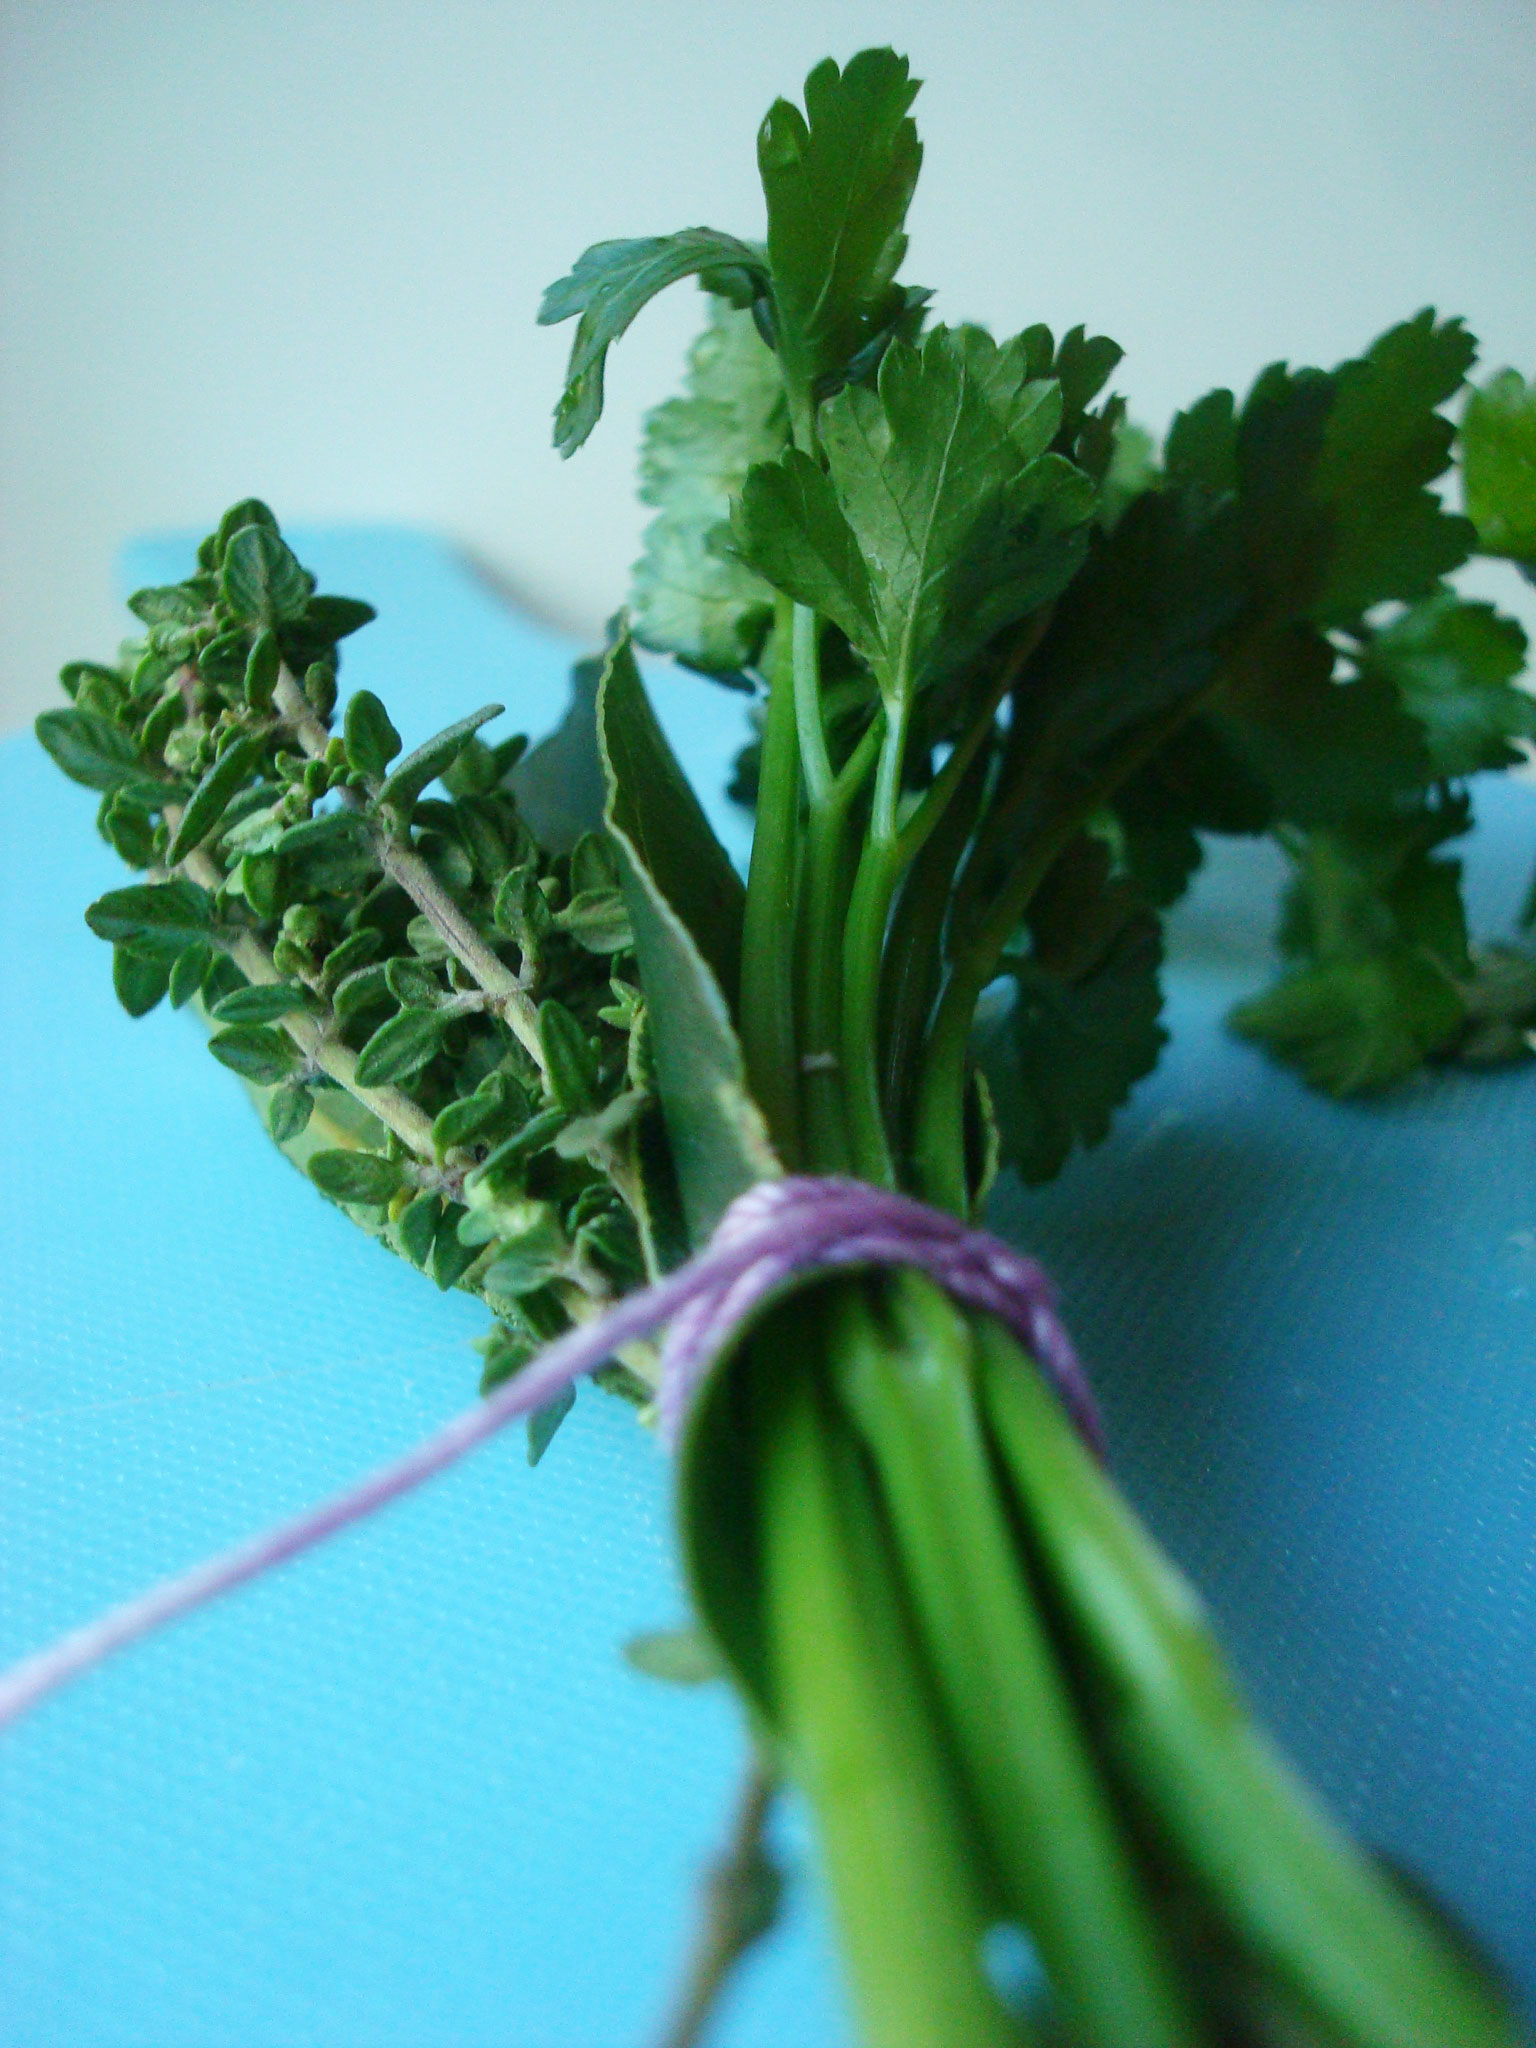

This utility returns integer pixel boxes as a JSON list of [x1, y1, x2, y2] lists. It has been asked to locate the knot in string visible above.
[[0, 1175, 1098, 1733]]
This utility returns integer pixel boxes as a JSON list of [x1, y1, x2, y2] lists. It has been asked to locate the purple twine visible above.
[[0, 1176, 1098, 1733]]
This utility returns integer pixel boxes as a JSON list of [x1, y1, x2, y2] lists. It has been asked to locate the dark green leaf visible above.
[[1359, 591, 1534, 776], [554, 1086, 647, 1159], [343, 689, 403, 781], [99, 786, 159, 867], [241, 850, 283, 919], [479, 1201, 569, 1297], [378, 704, 503, 816], [244, 629, 280, 712], [1016, 483, 1244, 774], [732, 448, 878, 650], [308, 1148, 406, 1205], [630, 300, 788, 672], [1308, 311, 1477, 622], [1461, 368, 1536, 575], [112, 945, 170, 1017], [213, 499, 278, 564], [166, 730, 267, 863], [277, 808, 378, 893], [384, 955, 439, 1005], [758, 48, 922, 404], [598, 635, 777, 1243], [575, 1207, 644, 1282], [477, 1321, 538, 1392], [509, 659, 607, 855], [739, 326, 1094, 703], [1210, 626, 1430, 827], [267, 1081, 313, 1142], [221, 523, 310, 624], [59, 660, 126, 703], [332, 962, 393, 1024], [1230, 314, 1476, 630], [556, 888, 634, 954], [1052, 324, 1125, 422], [318, 926, 382, 991], [396, 1190, 442, 1267], [36, 707, 141, 791], [127, 583, 206, 628], [569, 831, 621, 894], [1231, 950, 1464, 1095], [276, 809, 374, 856], [211, 979, 308, 1023], [130, 648, 180, 701], [1232, 800, 1473, 1094], [208, 1022, 299, 1083], [1164, 388, 1237, 495], [597, 631, 744, 1006], [526, 1384, 576, 1466], [168, 941, 212, 1008], [86, 878, 216, 957], [539, 229, 769, 456], [197, 630, 252, 691], [537, 998, 600, 1113], [432, 1206, 481, 1290], [431, 1071, 524, 1160], [974, 836, 1165, 1184], [354, 1004, 445, 1086], [305, 595, 377, 641]]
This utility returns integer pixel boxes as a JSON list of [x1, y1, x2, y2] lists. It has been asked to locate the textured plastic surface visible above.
[[3, 529, 1533, 2044]]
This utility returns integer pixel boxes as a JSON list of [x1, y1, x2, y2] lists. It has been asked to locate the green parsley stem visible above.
[[880, 750, 990, 1169], [792, 604, 834, 805], [834, 1278, 1201, 2048], [797, 717, 884, 1172], [757, 1305, 1021, 2048], [740, 595, 805, 1165], [894, 609, 1054, 875], [838, 699, 913, 1184]]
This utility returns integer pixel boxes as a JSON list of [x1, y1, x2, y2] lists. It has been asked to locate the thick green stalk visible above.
[[740, 595, 804, 1166], [833, 1278, 1204, 2048], [796, 729, 882, 1174], [880, 749, 990, 1176], [757, 1307, 1028, 2048], [976, 1327, 1524, 2048], [792, 603, 835, 805], [840, 701, 912, 1184]]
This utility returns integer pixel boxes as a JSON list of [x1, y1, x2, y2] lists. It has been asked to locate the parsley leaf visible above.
[[735, 325, 1095, 709], [1230, 800, 1472, 1095], [1355, 591, 1535, 777], [1305, 309, 1477, 623], [1167, 312, 1476, 632], [758, 48, 923, 420], [973, 835, 1165, 1183], [539, 230, 769, 456], [1461, 367, 1536, 578], [1208, 624, 1431, 826], [630, 300, 790, 674]]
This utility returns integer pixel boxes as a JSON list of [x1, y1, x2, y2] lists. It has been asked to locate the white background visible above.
[[2, 0, 1533, 732]]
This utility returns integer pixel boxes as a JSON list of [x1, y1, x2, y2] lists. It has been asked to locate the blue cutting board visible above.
[[2, 529, 1532, 2045]]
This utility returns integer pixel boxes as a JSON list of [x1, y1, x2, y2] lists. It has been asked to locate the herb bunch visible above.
[[39, 43, 1536, 2048], [37, 500, 681, 1452]]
